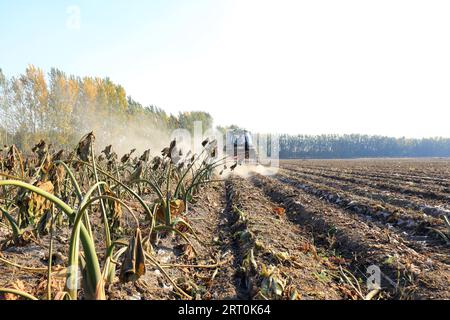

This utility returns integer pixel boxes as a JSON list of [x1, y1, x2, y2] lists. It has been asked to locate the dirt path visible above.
[[224, 176, 346, 300], [186, 182, 241, 299]]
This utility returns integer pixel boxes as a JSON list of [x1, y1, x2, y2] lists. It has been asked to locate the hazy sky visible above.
[[1, 0, 450, 137]]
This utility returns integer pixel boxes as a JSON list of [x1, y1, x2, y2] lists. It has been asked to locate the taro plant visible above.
[[127, 138, 226, 240], [0, 177, 142, 300], [0, 131, 230, 300], [0, 133, 147, 300]]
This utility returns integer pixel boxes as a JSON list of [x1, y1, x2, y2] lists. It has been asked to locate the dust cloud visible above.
[[78, 110, 172, 159], [220, 162, 279, 179], [78, 110, 279, 179]]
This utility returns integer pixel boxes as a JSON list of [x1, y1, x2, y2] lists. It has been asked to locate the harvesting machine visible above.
[[225, 129, 259, 164]]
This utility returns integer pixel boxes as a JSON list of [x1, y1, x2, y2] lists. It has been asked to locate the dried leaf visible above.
[[178, 243, 196, 261], [139, 149, 151, 162], [18, 181, 54, 225], [121, 149, 136, 163], [3, 280, 27, 300], [101, 145, 113, 158], [128, 160, 144, 182], [32, 140, 47, 160], [155, 200, 185, 223], [272, 207, 286, 217], [120, 228, 146, 283], [105, 189, 123, 232], [76, 132, 95, 162]]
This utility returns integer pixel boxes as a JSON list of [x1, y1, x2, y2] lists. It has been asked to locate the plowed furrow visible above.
[[275, 170, 450, 258], [283, 163, 450, 187], [225, 176, 345, 300], [284, 165, 450, 203], [188, 183, 241, 299], [280, 168, 450, 219], [250, 174, 450, 300]]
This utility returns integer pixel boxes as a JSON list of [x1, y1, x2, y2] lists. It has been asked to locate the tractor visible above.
[[225, 129, 258, 164]]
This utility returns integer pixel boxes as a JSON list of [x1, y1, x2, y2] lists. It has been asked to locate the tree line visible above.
[[1, 66, 449, 158], [0, 65, 213, 151], [279, 134, 450, 159]]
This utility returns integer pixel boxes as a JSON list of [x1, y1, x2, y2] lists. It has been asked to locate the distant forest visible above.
[[1, 66, 449, 158], [279, 134, 450, 159]]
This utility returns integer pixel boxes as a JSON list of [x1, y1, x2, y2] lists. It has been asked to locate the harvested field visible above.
[[1, 142, 449, 300]]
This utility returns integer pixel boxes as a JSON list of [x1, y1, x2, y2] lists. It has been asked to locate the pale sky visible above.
[[1, 0, 450, 137]]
